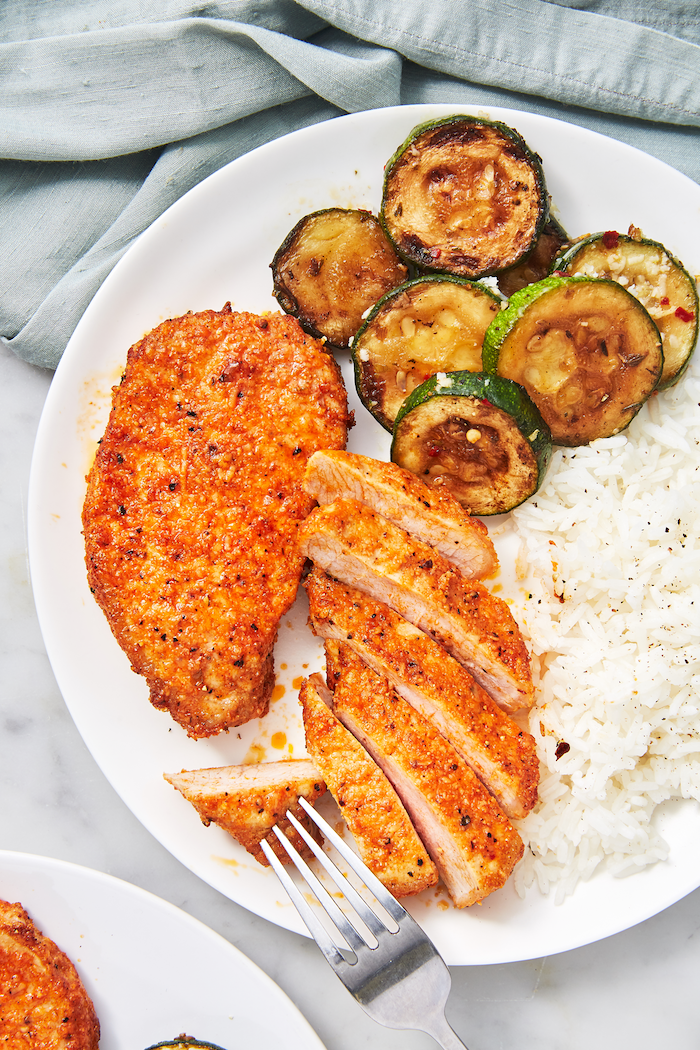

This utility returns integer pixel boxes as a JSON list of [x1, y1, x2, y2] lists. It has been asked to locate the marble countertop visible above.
[[2, 339, 699, 1050]]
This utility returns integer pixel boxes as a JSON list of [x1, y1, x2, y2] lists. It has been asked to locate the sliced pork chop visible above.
[[306, 570, 539, 819], [298, 499, 534, 711], [325, 641, 524, 908], [303, 450, 498, 579], [300, 674, 438, 897], [164, 760, 326, 866]]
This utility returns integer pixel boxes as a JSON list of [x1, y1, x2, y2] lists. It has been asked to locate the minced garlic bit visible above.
[[434, 372, 454, 390]]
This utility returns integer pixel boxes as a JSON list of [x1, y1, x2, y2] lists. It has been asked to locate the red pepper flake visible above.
[[429, 247, 442, 259], [675, 306, 696, 323], [426, 444, 442, 457], [602, 230, 619, 249], [660, 296, 670, 305], [555, 741, 571, 760]]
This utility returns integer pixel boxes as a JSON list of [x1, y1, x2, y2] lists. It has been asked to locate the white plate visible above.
[[0, 850, 325, 1049], [28, 104, 700, 965]]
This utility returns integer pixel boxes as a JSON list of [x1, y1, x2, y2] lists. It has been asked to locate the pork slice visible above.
[[303, 450, 498, 579], [300, 673, 438, 897], [298, 499, 534, 712], [325, 641, 524, 908], [307, 570, 539, 819], [164, 759, 326, 866]]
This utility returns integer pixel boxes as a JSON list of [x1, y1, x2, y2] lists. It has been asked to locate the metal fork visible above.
[[260, 797, 470, 1050]]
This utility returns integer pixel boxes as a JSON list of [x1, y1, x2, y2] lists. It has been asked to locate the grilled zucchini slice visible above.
[[353, 275, 501, 430], [497, 216, 569, 297], [271, 207, 408, 348], [553, 229, 698, 389], [381, 115, 548, 279], [391, 371, 552, 515], [145, 1039, 227, 1050], [482, 275, 663, 446]]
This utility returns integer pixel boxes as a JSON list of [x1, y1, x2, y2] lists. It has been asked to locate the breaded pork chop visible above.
[[306, 570, 539, 820], [297, 498, 534, 712], [83, 305, 350, 737], [300, 673, 438, 897], [0, 899, 100, 1049], [326, 642, 524, 908]]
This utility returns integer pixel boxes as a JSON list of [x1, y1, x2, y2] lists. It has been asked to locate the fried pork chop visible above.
[[306, 570, 539, 819], [297, 498, 534, 711], [0, 899, 100, 1048], [303, 450, 498, 578], [300, 673, 438, 897], [83, 306, 350, 738], [325, 642, 524, 907], [164, 759, 326, 865]]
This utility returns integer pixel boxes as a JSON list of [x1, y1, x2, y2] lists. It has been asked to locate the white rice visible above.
[[507, 359, 700, 903]]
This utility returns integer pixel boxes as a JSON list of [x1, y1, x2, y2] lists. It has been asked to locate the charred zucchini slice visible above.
[[391, 371, 552, 515], [271, 207, 408, 348], [353, 275, 502, 430], [145, 1039, 228, 1050], [482, 275, 663, 446], [553, 229, 698, 389], [497, 215, 569, 297], [381, 115, 548, 279]]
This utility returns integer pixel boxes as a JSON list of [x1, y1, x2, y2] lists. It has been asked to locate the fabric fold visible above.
[[1, 20, 400, 161], [3, 96, 341, 369], [296, 0, 700, 126]]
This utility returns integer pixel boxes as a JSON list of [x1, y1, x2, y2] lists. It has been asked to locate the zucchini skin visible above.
[[391, 371, 552, 515], [552, 230, 698, 390], [482, 274, 664, 446], [381, 115, 549, 279], [352, 274, 502, 431]]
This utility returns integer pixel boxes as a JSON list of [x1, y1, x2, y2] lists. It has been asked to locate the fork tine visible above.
[[284, 807, 392, 939], [296, 796, 406, 925], [261, 825, 372, 955], [259, 836, 348, 966]]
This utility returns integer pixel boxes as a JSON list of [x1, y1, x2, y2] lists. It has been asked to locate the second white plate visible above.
[[0, 851, 325, 1049]]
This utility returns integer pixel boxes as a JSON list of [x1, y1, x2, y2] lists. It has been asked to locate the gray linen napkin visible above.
[[2, 0, 698, 369]]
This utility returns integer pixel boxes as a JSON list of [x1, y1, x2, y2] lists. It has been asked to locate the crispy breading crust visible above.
[[0, 899, 100, 1048], [82, 306, 350, 737]]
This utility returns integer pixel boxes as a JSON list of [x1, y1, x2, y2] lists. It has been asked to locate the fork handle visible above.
[[425, 1014, 470, 1050]]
